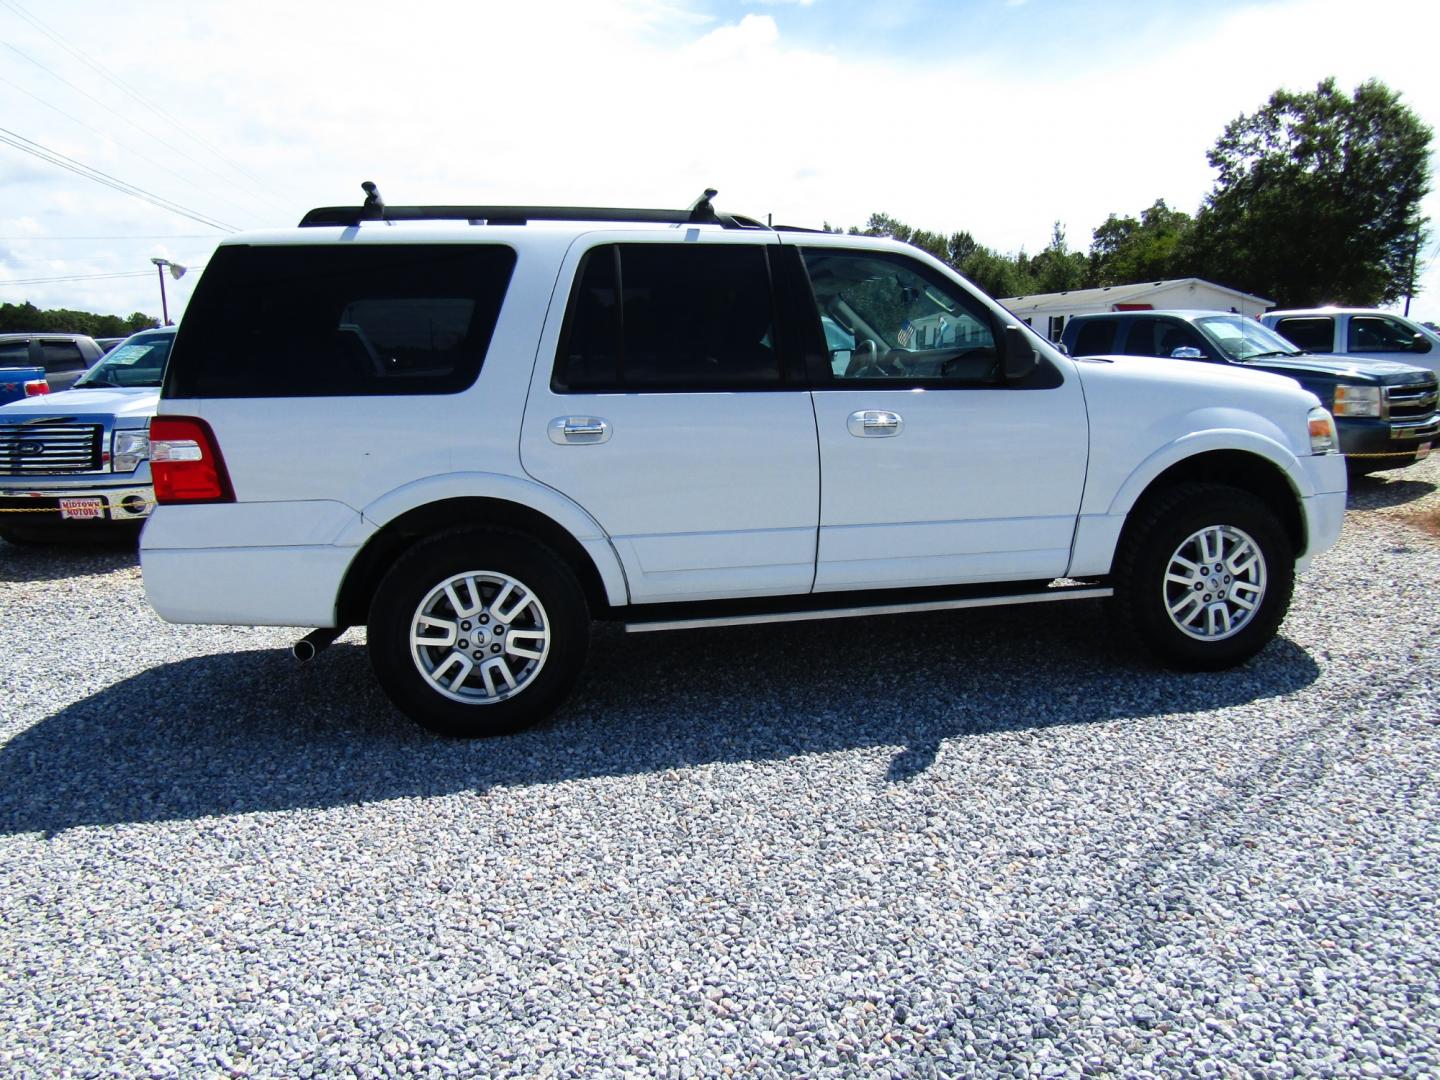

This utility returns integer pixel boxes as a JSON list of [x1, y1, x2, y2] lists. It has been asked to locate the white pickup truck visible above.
[[139, 189, 1348, 737], [1262, 308, 1440, 378]]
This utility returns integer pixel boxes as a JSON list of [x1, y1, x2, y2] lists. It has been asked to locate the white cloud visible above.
[[1, 0, 1437, 321]]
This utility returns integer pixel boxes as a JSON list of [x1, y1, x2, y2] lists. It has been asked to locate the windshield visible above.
[[74, 331, 173, 388], [1194, 316, 1301, 361]]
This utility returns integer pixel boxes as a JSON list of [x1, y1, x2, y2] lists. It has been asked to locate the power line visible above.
[[0, 126, 238, 232], [0, 235, 214, 241], [0, 69, 276, 224], [0, 270, 153, 286], [0, 0, 295, 214], [0, 40, 283, 224]]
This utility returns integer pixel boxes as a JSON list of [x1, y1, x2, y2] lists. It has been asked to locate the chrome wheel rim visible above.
[[1162, 525, 1267, 642], [409, 571, 551, 705]]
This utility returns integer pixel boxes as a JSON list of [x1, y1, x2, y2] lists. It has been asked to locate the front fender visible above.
[[1105, 427, 1314, 518]]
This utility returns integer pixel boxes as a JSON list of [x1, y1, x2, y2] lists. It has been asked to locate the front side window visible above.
[[799, 248, 998, 384], [1274, 316, 1334, 353], [1349, 315, 1420, 353], [0, 342, 29, 363], [554, 243, 781, 392], [169, 244, 515, 398]]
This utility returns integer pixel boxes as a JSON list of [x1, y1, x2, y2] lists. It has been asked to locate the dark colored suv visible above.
[[1062, 311, 1438, 472]]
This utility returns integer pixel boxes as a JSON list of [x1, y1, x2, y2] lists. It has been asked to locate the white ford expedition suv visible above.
[[141, 187, 1348, 736]]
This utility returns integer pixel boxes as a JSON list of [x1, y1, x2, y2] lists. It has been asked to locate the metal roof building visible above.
[[998, 278, 1274, 341]]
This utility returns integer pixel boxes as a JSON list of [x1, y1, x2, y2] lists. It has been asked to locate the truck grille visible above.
[[1387, 381, 1439, 421], [0, 423, 104, 474]]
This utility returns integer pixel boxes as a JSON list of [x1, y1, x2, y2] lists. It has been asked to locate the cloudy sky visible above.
[[2, 0, 1438, 323]]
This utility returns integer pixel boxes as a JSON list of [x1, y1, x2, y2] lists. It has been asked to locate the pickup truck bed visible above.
[[0, 366, 47, 406]]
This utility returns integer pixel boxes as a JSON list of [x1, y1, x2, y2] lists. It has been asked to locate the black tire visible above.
[[1111, 483, 1294, 671], [367, 528, 590, 737]]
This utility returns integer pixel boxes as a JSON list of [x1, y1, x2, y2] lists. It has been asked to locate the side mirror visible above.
[[1002, 325, 1038, 382], [1412, 334, 1432, 354], [1170, 346, 1205, 359]]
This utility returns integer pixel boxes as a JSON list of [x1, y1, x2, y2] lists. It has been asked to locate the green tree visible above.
[[1089, 200, 1194, 286], [1186, 77, 1432, 306], [0, 302, 159, 337], [848, 212, 1045, 298], [1026, 221, 1090, 293]]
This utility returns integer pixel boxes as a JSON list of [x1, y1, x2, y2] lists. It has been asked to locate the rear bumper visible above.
[[140, 501, 367, 626], [142, 545, 356, 625]]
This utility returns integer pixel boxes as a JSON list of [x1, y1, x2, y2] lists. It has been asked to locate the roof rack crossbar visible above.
[[298, 183, 771, 231]]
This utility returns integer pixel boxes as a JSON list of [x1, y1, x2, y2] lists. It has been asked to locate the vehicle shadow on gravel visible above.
[[0, 538, 139, 583], [0, 603, 1321, 835], [1347, 473, 1436, 510]]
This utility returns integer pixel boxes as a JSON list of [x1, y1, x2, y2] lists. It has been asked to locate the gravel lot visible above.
[[1, 459, 1437, 1078]]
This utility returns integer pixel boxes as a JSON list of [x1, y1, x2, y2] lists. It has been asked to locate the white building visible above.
[[998, 278, 1274, 342]]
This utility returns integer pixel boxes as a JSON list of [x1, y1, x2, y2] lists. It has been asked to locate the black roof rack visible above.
[[298, 182, 772, 231]]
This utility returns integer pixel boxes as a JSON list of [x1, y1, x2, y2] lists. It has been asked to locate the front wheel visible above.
[[1111, 483, 1294, 670], [368, 529, 590, 736]]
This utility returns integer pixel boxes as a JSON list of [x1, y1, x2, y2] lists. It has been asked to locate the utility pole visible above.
[[1404, 227, 1421, 317]]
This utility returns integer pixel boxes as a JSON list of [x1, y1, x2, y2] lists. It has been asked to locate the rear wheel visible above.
[[1111, 483, 1294, 670], [367, 529, 590, 736]]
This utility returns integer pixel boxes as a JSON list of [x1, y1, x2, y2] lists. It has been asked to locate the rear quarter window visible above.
[[0, 341, 31, 364], [1274, 317, 1334, 352], [1069, 319, 1116, 357], [168, 244, 516, 398], [41, 341, 87, 372]]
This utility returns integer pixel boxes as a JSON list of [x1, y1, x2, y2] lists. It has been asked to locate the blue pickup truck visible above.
[[0, 363, 48, 405]]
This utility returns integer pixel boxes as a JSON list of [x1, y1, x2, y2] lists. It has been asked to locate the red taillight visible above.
[[23, 379, 49, 396], [149, 416, 234, 504]]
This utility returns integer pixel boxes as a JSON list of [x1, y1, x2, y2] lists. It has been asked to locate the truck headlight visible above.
[[113, 429, 150, 472], [1308, 408, 1338, 454], [1331, 385, 1382, 418]]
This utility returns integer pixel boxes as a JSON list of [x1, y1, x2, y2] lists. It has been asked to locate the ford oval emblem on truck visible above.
[[16, 441, 44, 455]]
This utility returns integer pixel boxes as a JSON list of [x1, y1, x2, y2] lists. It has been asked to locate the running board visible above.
[[623, 583, 1113, 634]]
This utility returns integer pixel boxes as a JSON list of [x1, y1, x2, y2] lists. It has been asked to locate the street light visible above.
[[150, 257, 187, 325]]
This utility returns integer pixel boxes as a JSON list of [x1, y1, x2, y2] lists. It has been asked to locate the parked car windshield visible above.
[[73, 330, 173, 388], [1195, 316, 1303, 362]]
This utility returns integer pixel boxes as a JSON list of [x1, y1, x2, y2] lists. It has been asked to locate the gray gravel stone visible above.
[[1, 459, 1438, 1078]]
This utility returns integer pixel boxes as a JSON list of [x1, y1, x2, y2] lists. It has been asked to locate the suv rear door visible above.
[[520, 234, 820, 604]]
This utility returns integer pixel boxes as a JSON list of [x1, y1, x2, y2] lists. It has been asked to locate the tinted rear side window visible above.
[[169, 244, 516, 398], [0, 342, 31, 364], [554, 243, 781, 392], [42, 341, 86, 372], [1274, 317, 1334, 352], [1070, 320, 1116, 356]]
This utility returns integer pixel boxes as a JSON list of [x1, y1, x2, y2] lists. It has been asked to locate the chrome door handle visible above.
[[847, 410, 904, 438], [548, 416, 612, 445]]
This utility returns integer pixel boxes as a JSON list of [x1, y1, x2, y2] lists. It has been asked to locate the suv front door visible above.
[[793, 243, 1088, 591]]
